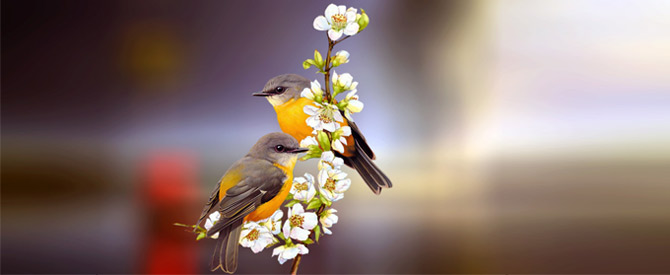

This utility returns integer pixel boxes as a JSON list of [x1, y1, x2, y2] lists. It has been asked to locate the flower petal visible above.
[[344, 22, 360, 35], [282, 219, 291, 238], [304, 105, 319, 115], [328, 29, 343, 40], [290, 227, 311, 241], [332, 110, 343, 122], [300, 136, 318, 147], [337, 5, 347, 15], [322, 226, 332, 235], [296, 244, 309, 255], [324, 4, 338, 21], [336, 50, 349, 59], [345, 10, 357, 22], [313, 15, 330, 31], [302, 212, 318, 229], [282, 246, 300, 260], [291, 203, 305, 215], [347, 100, 364, 113], [323, 121, 338, 132], [306, 116, 321, 128], [332, 140, 344, 153]]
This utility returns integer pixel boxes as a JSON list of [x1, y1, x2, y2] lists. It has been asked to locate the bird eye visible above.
[[275, 86, 285, 93], [275, 145, 285, 152]]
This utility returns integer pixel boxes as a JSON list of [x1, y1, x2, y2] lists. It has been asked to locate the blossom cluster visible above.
[[193, 3, 369, 267]]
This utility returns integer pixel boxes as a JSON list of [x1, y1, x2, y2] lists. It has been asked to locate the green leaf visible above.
[[303, 238, 314, 245], [278, 232, 287, 241], [285, 193, 294, 201], [314, 225, 322, 242], [196, 232, 206, 241], [302, 59, 316, 69], [306, 198, 323, 210], [320, 195, 332, 207], [314, 50, 324, 68], [317, 131, 331, 151], [285, 200, 299, 208]]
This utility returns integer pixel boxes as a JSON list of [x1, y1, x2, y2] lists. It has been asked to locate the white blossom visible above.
[[318, 151, 344, 171], [332, 50, 350, 66], [300, 136, 319, 149], [272, 244, 309, 264], [343, 90, 364, 121], [290, 173, 317, 202], [282, 204, 318, 241], [320, 209, 339, 235], [261, 209, 283, 235], [332, 71, 358, 92], [304, 102, 343, 132], [239, 221, 275, 253], [318, 168, 351, 202], [300, 80, 324, 102], [331, 126, 351, 154], [313, 4, 360, 40], [204, 211, 221, 239]]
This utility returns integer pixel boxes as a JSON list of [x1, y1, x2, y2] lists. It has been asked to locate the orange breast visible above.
[[243, 163, 294, 222], [275, 97, 355, 157]]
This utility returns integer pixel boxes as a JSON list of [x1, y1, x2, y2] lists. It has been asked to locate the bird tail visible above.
[[345, 142, 393, 195], [210, 220, 243, 273]]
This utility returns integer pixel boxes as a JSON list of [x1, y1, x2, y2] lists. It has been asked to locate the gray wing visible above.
[[196, 178, 221, 227], [347, 118, 375, 160], [206, 158, 286, 236]]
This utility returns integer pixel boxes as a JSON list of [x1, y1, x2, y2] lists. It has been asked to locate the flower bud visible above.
[[357, 9, 369, 32], [331, 50, 350, 67]]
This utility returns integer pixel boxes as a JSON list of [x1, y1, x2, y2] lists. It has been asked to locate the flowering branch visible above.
[[175, 4, 369, 274]]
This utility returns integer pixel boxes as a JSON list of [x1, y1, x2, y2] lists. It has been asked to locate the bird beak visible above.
[[287, 147, 309, 153], [252, 91, 271, 97]]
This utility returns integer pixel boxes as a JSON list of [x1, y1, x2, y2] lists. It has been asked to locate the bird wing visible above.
[[346, 118, 376, 160], [206, 158, 285, 236], [196, 180, 221, 227]]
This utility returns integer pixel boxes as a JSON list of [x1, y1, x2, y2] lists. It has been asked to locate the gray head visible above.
[[252, 74, 310, 106], [247, 132, 307, 166]]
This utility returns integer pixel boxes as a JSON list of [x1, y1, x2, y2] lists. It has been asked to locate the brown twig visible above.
[[290, 33, 350, 275], [290, 204, 327, 274]]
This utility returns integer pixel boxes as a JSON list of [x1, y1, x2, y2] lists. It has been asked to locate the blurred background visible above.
[[3, 0, 670, 273]]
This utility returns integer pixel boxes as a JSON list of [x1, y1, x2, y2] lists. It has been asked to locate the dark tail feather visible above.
[[210, 220, 243, 273], [345, 142, 392, 194]]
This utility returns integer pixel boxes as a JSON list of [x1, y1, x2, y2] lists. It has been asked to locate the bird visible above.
[[252, 74, 392, 194], [196, 132, 308, 273]]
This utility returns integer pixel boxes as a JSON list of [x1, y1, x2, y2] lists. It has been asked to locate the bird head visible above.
[[248, 132, 308, 166], [252, 74, 310, 106]]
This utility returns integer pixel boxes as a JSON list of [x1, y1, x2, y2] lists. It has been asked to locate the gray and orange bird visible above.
[[196, 132, 307, 273], [253, 74, 392, 194]]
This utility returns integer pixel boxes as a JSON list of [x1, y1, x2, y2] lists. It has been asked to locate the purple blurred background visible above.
[[3, 0, 670, 273]]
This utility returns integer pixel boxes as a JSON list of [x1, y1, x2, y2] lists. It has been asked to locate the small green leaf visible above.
[[278, 232, 287, 241], [320, 195, 332, 207], [196, 232, 206, 241], [302, 59, 316, 69], [306, 198, 323, 210], [317, 131, 331, 151], [303, 238, 314, 245], [314, 50, 324, 68], [285, 200, 299, 208], [314, 225, 322, 242], [285, 193, 294, 201], [336, 101, 348, 110]]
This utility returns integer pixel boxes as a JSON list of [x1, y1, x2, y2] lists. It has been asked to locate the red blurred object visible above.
[[140, 151, 201, 274]]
